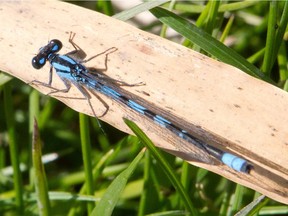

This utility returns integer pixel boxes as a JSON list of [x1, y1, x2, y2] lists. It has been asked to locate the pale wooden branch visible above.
[[0, 1, 287, 204]]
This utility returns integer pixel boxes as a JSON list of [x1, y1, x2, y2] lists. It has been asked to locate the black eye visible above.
[[49, 39, 62, 53], [32, 54, 46, 69]]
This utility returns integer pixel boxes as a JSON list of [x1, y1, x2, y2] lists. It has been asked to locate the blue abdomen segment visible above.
[[221, 153, 251, 173]]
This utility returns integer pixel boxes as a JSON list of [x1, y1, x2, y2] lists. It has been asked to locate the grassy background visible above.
[[1, 1, 288, 215]]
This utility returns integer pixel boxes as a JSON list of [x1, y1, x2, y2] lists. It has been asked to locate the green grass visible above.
[[1, 1, 288, 215]]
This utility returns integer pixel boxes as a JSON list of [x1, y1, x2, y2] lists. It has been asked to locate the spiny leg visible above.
[[66, 32, 118, 69], [88, 89, 109, 117], [69, 81, 109, 117], [83, 44, 144, 87], [29, 66, 62, 92], [47, 78, 71, 95], [67, 32, 118, 67], [66, 32, 87, 60], [48, 64, 53, 85], [30, 80, 64, 92], [68, 80, 109, 134], [82, 47, 118, 64], [84, 46, 144, 87], [38, 75, 109, 119]]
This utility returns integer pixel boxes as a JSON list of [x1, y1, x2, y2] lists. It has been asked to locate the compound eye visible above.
[[32, 54, 46, 69], [49, 39, 62, 53]]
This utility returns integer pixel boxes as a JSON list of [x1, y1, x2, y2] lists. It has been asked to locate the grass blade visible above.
[[32, 118, 51, 216], [79, 113, 94, 214], [150, 7, 274, 84], [91, 147, 145, 216], [124, 118, 198, 215], [113, 0, 170, 21], [3, 84, 24, 214]]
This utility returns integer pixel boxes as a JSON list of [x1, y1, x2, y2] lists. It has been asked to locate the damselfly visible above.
[[31, 33, 253, 173]]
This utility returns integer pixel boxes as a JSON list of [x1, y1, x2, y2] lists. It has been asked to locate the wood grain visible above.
[[0, 1, 287, 204]]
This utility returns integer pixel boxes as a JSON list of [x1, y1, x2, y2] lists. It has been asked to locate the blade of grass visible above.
[[219, 0, 260, 12], [272, 1, 288, 73], [0, 72, 13, 86], [171, 0, 258, 13], [96, 1, 114, 16], [231, 184, 247, 215], [124, 118, 198, 215], [67, 146, 122, 216], [79, 113, 94, 214], [235, 195, 269, 216], [3, 84, 24, 214], [91, 148, 145, 216], [195, 1, 213, 28], [219, 15, 234, 43], [204, 0, 220, 34], [278, 41, 288, 82], [29, 90, 40, 189], [138, 151, 151, 216], [32, 118, 51, 216], [80, 148, 120, 194], [179, 162, 196, 209], [247, 48, 265, 64], [150, 7, 274, 84], [159, 0, 177, 38], [27, 191, 100, 204], [261, 1, 278, 75], [113, 0, 169, 21]]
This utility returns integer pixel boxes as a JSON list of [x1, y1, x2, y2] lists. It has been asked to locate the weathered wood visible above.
[[0, 1, 287, 204]]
